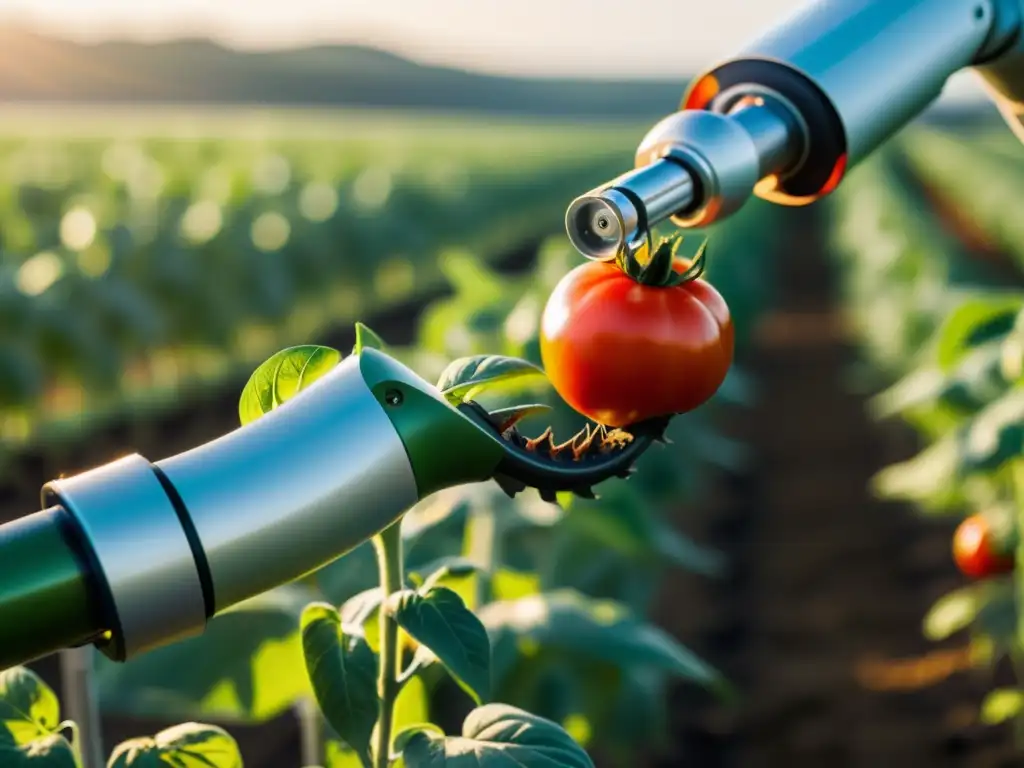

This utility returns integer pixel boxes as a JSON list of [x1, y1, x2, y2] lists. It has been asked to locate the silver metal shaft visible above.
[[565, 159, 694, 260], [565, 97, 800, 261]]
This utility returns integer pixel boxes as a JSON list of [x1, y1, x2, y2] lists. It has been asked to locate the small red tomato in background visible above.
[[540, 236, 733, 428], [953, 514, 1015, 579]]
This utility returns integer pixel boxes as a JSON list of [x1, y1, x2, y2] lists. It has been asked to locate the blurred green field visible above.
[[0, 107, 649, 448], [829, 125, 1024, 735]]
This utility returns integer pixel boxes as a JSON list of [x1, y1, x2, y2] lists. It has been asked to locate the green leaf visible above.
[[399, 704, 594, 767], [393, 724, 445, 754], [301, 603, 379, 766], [238, 345, 341, 425], [605, 665, 668, 749], [393, 676, 431, 736], [353, 323, 386, 355], [438, 250, 506, 305], [923, 586, 987, 641], [980, 689, 1024, 725], [566, 484, 724, 577], [871, 435, 963, 512], [337, 586, 423, 659], [410, 557, 482, 609], [492, 569, 541, 602], [389, 587, 492, 704], [478, 590, 724, 692], [106, 723, 242, 767], [324, 740, 367, 768], [0, 667, 77, 767], [870, 367, 948, 421], [339, 587, 386, 652], [936, 296, 1022, 371], [0, 668, 61, 742], [961, 388, 1024, 473], [96, 585, 313, 722], [414, 558, 482, 593], [435, 355, 546, 404]]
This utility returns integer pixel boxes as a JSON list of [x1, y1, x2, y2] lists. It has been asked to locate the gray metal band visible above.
[[157, 355, 420, 612], [42, 454, 207, 660]]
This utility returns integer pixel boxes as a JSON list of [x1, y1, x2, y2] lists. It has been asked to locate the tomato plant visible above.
[[540, 236, 733, 427], [0, 665, 242, 768], [953, 513, 1016, 580], [830, 136, 1024, 734]]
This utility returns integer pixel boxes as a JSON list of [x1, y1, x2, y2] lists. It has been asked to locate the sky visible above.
[[0, 0, 985, 99]]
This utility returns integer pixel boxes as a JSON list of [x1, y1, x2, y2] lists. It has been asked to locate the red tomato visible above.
[[953, 515, 1015, 579], [540, 258, 733, 427]]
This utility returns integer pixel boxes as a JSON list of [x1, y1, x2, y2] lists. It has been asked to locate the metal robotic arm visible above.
[[566, 0, 1024, 260], [0, 349, 666, 670]]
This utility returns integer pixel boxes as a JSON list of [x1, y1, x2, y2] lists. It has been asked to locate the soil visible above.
[[6, 207, 1022, 767]]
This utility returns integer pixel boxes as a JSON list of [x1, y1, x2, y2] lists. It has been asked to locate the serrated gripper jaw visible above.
[[456, 400, 671, 501]]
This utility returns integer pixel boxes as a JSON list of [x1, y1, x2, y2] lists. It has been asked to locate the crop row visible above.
[[0, 120, 640, 450], [828, 133, 1024, 731]]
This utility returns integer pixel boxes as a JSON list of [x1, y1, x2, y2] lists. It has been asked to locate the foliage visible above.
[[828, 134, 1024, 734], [0, 665, 242, 768], [0, 112, 639, 453]]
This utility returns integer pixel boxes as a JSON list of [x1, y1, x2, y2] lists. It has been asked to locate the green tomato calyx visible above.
[[617, 231, 707, 288]]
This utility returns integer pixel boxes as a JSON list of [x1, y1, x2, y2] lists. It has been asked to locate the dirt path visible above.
[[653, 206, 1019, 767]]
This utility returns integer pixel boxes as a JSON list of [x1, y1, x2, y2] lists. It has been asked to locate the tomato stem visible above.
[[617, 231, 708, 288]]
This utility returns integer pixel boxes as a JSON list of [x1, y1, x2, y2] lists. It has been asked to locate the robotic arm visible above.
[[0, 350, 665, 670], [565, 0, 1024, 260]]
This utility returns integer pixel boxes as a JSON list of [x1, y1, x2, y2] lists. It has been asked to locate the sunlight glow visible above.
[[0, 0, 988, 100]]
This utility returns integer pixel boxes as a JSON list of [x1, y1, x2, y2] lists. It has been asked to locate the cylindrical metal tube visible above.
[[1, 350, 496, 666], [565, 187, 643, 261], [612, 160, 696, 225], [729, 97, 806, 179], [157, 355, 420, 614], [43, 454, 208, 661], [736, 0, 994, 164], [0, 506, 106, 670], [565, 85, 806, 250], [564, 161, 694, 260]]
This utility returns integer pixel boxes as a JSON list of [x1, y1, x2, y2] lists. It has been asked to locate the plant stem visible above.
[[295, 697, 323, 766], [59, 647, 103, 768], [372, 522, 404, 768], [466, 508, 501, 608]]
